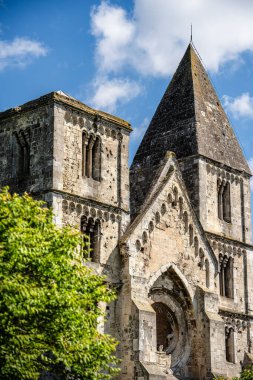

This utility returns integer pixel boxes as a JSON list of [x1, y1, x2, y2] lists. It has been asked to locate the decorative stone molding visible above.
[[206, 162, 240, 185], [209, 238, 246, 258], [61, 198, 120, 223], [134, 185, 210, 272]]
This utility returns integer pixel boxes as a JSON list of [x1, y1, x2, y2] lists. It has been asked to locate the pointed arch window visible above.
[[81, 216, 101, 263], [218, 180, 231, 223]]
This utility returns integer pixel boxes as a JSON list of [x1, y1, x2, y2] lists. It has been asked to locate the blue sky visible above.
[[0, 0, 253, 216]]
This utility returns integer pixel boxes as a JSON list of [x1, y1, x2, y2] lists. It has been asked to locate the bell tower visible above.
[[130, 43, 252, 245]]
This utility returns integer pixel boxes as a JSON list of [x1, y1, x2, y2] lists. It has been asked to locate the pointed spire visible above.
[[132, 43, 250, 174], [130, 43, 251, 216]]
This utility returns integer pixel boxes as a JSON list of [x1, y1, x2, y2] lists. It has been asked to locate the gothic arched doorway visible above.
[[149, 266, 195, 378]]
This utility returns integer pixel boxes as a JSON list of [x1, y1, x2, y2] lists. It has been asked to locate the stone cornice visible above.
[[206, 231, 253, 250], [0, 91, 132, 132]]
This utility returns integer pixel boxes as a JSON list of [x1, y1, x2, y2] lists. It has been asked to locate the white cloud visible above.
[[0, 37, 48, 71], [91, 0, 253, 77], [91, 2, 135, 73], [248, 158, 253, 191], [132, 117, 149, 142], [223, 93, 253, 119], [90, 76, 141, 113]]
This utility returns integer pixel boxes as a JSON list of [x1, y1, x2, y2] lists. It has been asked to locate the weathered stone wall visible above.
[[0, 104, 54, 194], [53, 103, 130, 212], [198, 159, 252, 244], [127, 169, 216, 294], [1, 88, 252, 380], [50, 101, 131, 288], [120, 159, 220, 379], [51, 191, 129, 280]]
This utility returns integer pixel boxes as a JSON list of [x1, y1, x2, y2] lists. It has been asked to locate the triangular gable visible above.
[[122, 152, 218, 281]]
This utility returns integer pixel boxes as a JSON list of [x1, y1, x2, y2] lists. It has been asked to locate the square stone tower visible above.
[[0, 90, 131, 286]]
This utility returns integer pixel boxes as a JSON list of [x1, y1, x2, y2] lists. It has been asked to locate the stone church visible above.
[[0, 44, 253, 380]]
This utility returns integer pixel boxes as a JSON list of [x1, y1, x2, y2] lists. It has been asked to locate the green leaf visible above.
[[0, 187, 119, 380]]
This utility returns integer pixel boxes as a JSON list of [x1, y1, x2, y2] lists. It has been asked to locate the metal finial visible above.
[[190, 24, 193, 43]]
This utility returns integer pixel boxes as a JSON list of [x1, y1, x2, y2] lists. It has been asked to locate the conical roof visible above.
[[131, 44, 251, 174]]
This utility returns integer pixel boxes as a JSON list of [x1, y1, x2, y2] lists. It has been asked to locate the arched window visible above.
[[81, 216, 101, 262], [82, 134, 101, 181], [217, 180, 231, 223], [223, 183, 231, 222], [92, 137, 101, 181], [86, 136, 95, 178], [142, 231, 148, 244], [152, 302, 178, 354], [13, 131, 30, 178], [219, 255, 234, 298], [172, 187, 178, 206], [167, 193, 173, 204], [225, 327, 235, 363]]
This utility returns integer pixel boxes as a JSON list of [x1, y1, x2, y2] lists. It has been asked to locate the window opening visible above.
[[13, 131, 30, 177], [225, 327, 235, 363], [82, 134, 101, 181], [81, 216, 101, 262], [218, 180, 231, 223], [92, 137, 101, 181], [219, 255, 233, 298], [152, 302, 179, 354], [205, 259, 210, 288], [82, 132, 88, 177]]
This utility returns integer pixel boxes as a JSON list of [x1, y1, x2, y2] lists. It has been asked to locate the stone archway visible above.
[[152, 302, 179, 354], [149, 266, 195, 378]]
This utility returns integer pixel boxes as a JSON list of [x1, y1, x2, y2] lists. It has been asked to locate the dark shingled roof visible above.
[[132, 43, 250, 173], [130, 43, 251, 216]]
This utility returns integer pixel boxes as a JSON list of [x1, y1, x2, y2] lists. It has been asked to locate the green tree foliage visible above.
[[0, 188, 119, 380], [213, 365, 253, 380]]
